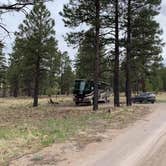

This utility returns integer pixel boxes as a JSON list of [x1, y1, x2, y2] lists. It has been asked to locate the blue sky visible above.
[[0, 0, 166, 62]]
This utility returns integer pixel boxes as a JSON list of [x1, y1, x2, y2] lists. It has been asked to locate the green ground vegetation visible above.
[[0, 96, 150, 165]]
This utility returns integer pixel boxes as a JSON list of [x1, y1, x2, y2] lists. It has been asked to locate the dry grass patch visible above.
[[0, 97, 150, 165]]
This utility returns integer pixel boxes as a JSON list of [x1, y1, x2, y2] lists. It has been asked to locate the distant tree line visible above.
[[0, 0, 165, 109], [0, 1, 74, 107]]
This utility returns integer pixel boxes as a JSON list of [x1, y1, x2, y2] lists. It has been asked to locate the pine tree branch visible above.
[[0, 42, 3, 48], [0, 2, 33, 11], [0, 24, 11, 38], [0, 1, 52, 11]]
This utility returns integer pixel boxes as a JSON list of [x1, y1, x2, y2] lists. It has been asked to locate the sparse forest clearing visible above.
[[0, 0, 166, 166], [0, 95, 157, 165]]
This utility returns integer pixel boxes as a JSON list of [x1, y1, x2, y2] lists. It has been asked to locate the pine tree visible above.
[[113, 0, 120, 107], [121, 0, 163, 104], [126, 0, 132, 106], [59, 52, 74, 95], [8, 38, 23, 97], [75, 28, 111, 82], [0, 47, 7, 97], [12, 1, 59, 106], [8, 36, 34, 97], [61, 0, 111, 110], [130, 0, 163, 93]]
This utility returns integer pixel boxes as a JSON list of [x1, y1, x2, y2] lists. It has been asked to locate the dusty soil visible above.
[[9, 104, 151, 166], [0, 96, 151, 165], [67, 103, 166, 166], [9, 103, 166, 166], [139, 128, 166, 166]]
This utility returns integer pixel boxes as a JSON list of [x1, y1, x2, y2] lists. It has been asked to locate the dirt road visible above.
[[139, 135, 166, 166], [61, 103, 166, 166], [90, 103, 166, 166]]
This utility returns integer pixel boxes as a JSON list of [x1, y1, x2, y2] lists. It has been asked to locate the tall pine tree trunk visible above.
[[2, 83, 6, 97], [13, 81, 19, 97], [126, 0, 132, 106], [141, 78, 146, 92], [93, 0, 100, 111], [114, 0, 120, 107], [33, 55, 40, 107], [27, 84, 32, 97]]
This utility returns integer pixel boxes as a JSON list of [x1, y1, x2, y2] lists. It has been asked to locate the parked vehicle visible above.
[[73, 79, 111, 105], [132, 92, 156, 104]]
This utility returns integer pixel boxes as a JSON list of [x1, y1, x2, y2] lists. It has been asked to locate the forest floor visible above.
[[0, 93, 165, 165]]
